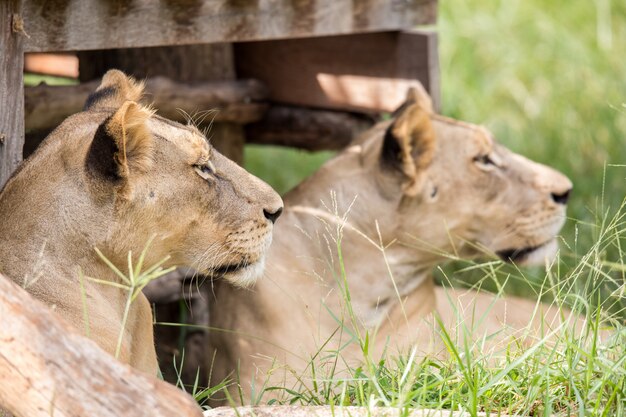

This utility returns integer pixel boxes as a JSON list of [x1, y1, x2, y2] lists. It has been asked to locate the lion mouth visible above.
[[211, 261, 251, 276], [208, 258, 266, 287], [496, 240, 554, 264]]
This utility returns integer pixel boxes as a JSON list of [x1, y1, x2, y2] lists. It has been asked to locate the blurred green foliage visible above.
[[435, 0, 626, 297], [244, 145, 334, 195], [24, 73, 77, 86]]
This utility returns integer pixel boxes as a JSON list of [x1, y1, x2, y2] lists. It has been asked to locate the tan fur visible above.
[[390, 99, 436, 195], [207, 87, 576, 403], [106, 101, 155, 176], [0, 70, 283, 375]]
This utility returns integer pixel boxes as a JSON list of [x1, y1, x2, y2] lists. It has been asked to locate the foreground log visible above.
[[245, 106, 376, 151], [204, 406, 514, 417], [24, 76, 268, 132], [0, 274, 203, 417]]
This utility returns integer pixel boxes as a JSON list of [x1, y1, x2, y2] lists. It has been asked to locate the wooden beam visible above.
[[0, 0, 24, 189], [0, 274, 203, 417], [22, 0, 437, 53], [235, 30, 441, 113], [24, 77, 268, 133], [245, 106, 376, 151]]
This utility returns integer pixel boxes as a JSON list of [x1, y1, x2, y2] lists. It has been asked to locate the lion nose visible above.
[[551, 189, 571, 205], [263, 207, 283, 224]]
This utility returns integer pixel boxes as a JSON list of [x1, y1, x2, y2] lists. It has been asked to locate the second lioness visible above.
[[0, 70, 282, 375], [208, 86, 574, 402]]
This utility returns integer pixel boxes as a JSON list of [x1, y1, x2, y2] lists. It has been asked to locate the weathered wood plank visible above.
[[0, 0, 25, 189], [235, 30, 440, 113], [24, 76, 268, 133], [22, 0, 437, 52], [0, 274, 203, 417], [245, 105, 376, 151]]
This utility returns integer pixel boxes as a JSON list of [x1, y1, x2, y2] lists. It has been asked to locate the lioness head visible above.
[[322, 85, 572, 266], [3, 70, 282, 286]]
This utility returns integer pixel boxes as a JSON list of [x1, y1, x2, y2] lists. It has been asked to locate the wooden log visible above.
[[204, 406, 513, 417], [22, 0, 437, 53], [235, 30, 440, 113], [245, 106, 376, 151], [24, 77, 268, 132], [0, 274, 203, 417], [0, 0, 25, 189]]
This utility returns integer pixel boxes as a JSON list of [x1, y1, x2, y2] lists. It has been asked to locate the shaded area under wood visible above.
[[245, 106, 376, 151]]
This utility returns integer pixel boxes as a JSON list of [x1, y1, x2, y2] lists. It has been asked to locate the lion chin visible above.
[[209, 258, 267, 288], [496, 238, 559, 266]]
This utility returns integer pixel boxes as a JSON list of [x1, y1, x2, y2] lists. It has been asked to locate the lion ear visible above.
[[381, 101, 435, 196], [84, 69, 145, 111], [392, 84, 434, 118], [87, 101, 154, 182]]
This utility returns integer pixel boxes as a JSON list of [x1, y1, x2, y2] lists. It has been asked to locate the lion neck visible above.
[[0, 151, 132, 292], [272, 154, 440, 329]]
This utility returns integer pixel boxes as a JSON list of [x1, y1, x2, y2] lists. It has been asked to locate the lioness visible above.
[[207, 85, 574, 402], [0, 70, 283, 375]]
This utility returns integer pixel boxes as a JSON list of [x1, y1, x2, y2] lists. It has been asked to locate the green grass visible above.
[[23, 73, 78, 87], [244, 145, 335, 195]]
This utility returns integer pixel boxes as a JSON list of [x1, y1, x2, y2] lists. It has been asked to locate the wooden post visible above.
[[0, 0, 24, 189], [0, 274, 203, 417]]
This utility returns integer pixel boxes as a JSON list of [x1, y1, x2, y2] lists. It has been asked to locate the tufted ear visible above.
[[84, 69, 145, 111], [86, 101, 155, 183], [392, 84, 433, 118], [381, 98, 435, 196]]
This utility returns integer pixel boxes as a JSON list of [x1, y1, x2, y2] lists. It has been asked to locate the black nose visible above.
[[551, 189, 571, 205], [263, 207, 283, 224]]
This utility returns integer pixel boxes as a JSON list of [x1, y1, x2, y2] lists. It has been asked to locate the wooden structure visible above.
[[0, 0, 438, 403], [1, 1, 439, 186]]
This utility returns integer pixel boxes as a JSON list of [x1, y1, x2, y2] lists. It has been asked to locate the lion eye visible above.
[[474, 154, 494, 165], [194, 161, 216, 180], [473, 154, 501, 171]]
